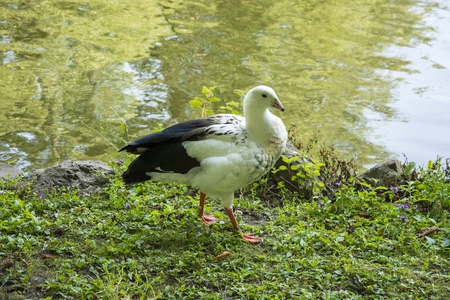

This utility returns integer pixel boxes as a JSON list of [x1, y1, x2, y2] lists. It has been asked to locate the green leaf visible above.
[[209, 97, 220, 102], [234, 89, 244, 97], [202, 86, 210, 94], [441, 239, 450, 248], [416, 184, 427, 190], [189, 99, 202, 108], [425, 236, 436, 244]]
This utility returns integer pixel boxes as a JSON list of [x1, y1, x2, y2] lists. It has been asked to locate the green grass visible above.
[[0, 158, 449, 299]]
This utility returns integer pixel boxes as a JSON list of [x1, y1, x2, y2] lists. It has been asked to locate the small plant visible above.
[[82, 106, 137, 152], [271, 154, 325, 198], [399, 156, 450, 213], [188, 86, 242, 117], [188, 86, 221, 117], [282, 124, 360, 199]]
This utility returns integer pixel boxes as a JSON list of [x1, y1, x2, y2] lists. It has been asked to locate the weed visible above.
[[1, 157, 448, 299], [188, 86, 242, 118]]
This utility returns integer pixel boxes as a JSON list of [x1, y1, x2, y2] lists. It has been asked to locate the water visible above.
[[0, 0, 449, 171], [367, 2, 450, 165]]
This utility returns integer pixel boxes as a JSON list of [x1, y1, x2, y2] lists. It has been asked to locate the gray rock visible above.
[[0, 162, 22, 181], [28, 160, 114, 195], [359, 159, 403, 187]]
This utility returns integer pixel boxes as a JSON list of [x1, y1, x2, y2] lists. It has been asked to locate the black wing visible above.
[[119, 118, 216, 154], [120, 116, 243, 185]]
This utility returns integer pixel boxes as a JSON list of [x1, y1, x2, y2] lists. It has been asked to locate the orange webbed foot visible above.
[[240, 233, 263, 244], [201, 215, 218, 225]]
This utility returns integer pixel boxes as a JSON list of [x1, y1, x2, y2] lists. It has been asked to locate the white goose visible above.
[[120, 85, 287, 243]]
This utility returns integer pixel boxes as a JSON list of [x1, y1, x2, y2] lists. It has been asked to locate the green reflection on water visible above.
[[0, 0, 439, 170]]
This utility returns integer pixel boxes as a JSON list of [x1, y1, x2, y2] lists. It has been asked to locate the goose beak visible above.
[[271, 98, 285, 112]]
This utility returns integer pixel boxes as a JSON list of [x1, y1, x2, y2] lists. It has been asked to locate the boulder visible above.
[[359, 159, 403, 187], [0, 162, 22, 181], [27, 160, 114, 195]]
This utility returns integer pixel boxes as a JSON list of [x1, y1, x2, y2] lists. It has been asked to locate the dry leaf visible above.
[[416, 226, 439, 238], [358, 212, 371, 219], [214, 251, 232, 261], [41, 254, 57, 259]]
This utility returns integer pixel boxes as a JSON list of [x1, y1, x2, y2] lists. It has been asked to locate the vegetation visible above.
[[188, 86, 243, 118], [1, 152, 449, 299], [1, 87, 449, 299]]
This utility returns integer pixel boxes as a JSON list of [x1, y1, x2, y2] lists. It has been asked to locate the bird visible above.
[[119, 85, 288, 243]]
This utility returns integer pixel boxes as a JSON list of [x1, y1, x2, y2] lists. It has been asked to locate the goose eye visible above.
[[262, 94, 267, 98]]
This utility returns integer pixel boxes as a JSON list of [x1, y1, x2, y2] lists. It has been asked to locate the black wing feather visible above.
[[119, 119, 215, 154], [120, 118, 216, 184], [122, 141, 200, 184]]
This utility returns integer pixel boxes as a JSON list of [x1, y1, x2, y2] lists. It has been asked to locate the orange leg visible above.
[[224, 207, 263, 244], [198, 191, 218, 225]]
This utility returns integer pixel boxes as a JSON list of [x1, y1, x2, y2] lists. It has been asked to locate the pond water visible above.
[[1, 0, 449, 171]]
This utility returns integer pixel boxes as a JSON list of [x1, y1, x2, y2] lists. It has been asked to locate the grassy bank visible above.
[[1, 158, 449, 299]]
